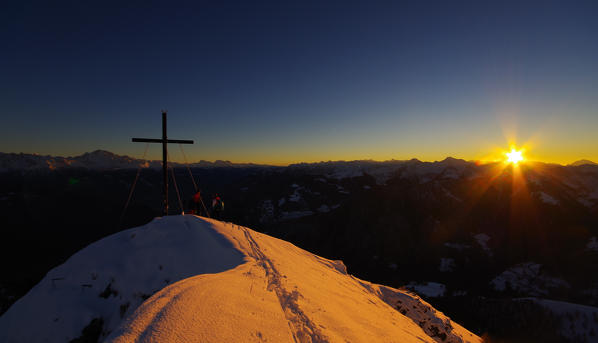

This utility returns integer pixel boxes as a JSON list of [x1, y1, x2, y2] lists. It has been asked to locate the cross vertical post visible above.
[[132, 111, 194, 216], [162, 111, 168, 215]]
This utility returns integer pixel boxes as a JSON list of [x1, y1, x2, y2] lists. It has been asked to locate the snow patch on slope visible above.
[[474, 233, 492, 256], [526, 298, 598, 342], [406, 282, 447, 298], [288, 184, 303, 202], [317, 204, 331, 213], [491, 262, 569, 296], [538, 191, 559, 205], [587, 237, 598, 251]]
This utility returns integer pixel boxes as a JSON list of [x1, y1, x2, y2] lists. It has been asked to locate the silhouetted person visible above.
[[187, 197, 195, 214], [211, 195, 224, 220], [191, 191, 202, 215]]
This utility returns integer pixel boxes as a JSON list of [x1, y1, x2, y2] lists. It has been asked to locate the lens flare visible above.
[[506, 148, 524, 164]]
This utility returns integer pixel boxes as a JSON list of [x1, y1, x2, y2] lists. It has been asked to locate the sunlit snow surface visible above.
[[0, 216, 480, 343]]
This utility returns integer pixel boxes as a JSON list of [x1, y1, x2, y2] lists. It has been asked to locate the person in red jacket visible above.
[[190, 191, 201, 215], [211, 195, 224, 219]]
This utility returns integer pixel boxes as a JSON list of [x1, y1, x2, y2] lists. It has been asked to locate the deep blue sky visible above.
[[2, 0, 597, 164]]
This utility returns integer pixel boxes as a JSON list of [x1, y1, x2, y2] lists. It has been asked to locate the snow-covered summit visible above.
[[0, 216, 480, 343], [569, 159, 597, 167], [72, 150, 153, 169]]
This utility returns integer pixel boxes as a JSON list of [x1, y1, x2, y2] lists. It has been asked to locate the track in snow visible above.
[[242, 227, 328, 343]]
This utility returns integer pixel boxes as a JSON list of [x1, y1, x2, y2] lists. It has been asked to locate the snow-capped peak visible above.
[[569, 159, 597, 167], [0, 216, 480, 343], [0, 151, 151, 171]]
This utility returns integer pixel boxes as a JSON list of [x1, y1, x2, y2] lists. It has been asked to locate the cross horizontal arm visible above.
[[132, 138, 194, 144], [132, 138, 162, 143], [167, 139, 194, 144]]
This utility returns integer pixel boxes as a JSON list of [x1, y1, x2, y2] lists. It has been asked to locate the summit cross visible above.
[[132, 110, 194, 216]]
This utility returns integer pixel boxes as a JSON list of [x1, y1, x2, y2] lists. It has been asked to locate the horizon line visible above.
[[1, 150, 596, 168]]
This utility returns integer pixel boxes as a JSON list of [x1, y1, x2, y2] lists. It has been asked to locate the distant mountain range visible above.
[[0, 150, 273, 171], [3, 150, 595, 172]]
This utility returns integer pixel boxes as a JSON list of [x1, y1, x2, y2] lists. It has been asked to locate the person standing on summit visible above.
[[191, 191, 201, 215], [211, 195, 224, 220]]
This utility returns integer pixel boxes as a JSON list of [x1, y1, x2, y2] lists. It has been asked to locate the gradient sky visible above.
[[1, 0, 597, 165]]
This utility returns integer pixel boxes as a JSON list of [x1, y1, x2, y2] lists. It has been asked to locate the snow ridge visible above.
[[1, 216, 480, 343]]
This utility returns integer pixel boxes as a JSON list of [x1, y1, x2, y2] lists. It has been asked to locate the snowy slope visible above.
[[524, 298, 598, 342], [0, 216, 480, 343]]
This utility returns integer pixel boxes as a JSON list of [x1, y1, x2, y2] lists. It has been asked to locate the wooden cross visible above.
[[132, 110, 193, 216]]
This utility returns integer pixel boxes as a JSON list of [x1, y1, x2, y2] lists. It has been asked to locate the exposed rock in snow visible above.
[[491, 262, 569, 296], [280, 210, 314, 220], [288, 187, 302, 202], [336, 184, 350, 194], [317, 204, 331, 213], [0, 216, 481, 343], [364, 283, 474, 343], [538, 191, 559, 205], [442, 186, 462, 202], [474, 233, 492, 256], [405, 282, 447, 298]]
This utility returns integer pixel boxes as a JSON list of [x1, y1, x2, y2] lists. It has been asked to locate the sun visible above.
[[505, 148, 524, 164]]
